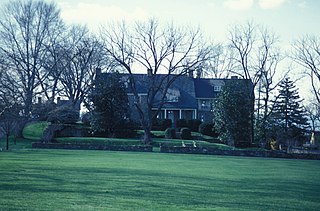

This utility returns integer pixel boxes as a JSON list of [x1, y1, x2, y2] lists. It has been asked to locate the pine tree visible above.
[[271, 77, 309, 146]]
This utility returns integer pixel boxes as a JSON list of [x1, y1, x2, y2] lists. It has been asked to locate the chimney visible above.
[[96, 67, 102, 75], [147, 68, 152, 76], [188, 70, 194, 78], [37, 97, 42, 104], [57, 97, 61, 105]]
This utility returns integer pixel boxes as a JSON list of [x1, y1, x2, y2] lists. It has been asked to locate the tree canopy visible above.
[[270, 77, 309, 146], [88, 72, 129, 136]]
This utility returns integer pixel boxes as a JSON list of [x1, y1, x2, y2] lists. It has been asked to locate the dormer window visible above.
[[214, 85, 222, 92], [166, 88, 180, 102]]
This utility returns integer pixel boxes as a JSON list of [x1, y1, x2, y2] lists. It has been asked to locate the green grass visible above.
[[0, 138, 34, 150], [55, 136, 233, 150], [55, 137, 142, 145], [22, 121, 49, 140], [23, 122, 223, 147], [0, 144, 320, 210]]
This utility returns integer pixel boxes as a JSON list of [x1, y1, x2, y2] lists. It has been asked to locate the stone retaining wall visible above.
[[31, 143, 320, 160], [159, 146, 320, 160], [32, 142, 152, 152]]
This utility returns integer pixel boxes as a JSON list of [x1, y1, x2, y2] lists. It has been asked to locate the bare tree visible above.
[[228, 22, 284, 143], [200, 43, 234, 78], [100, 19, 212, 144], [38, 22, 66, 102], [56, 26, 103, 107], [0, 0, 63, 117], [305, 100, 320, 132], [292, 35, 320, 104]]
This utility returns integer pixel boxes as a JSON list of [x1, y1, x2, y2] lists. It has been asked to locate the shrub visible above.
[[187, 119, 202, 132], [56, 125, 91, 138], [160, 119, 172, 131], [199, 122, 219, 137], [41, 124, 64, 143], [113, 129, 138, 138], [47, 106, 79, 124], [180, 127, 192, 140], [113, 121, 139, 138], [31, 102, 56, 121], [165, 128, 176, 139], [176, 119, 187, 129]]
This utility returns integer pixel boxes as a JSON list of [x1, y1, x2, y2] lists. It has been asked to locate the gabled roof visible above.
[[97, 72, 253, 110], [160, 75, 197, 109], [98, 73, 198, 109], [194, 78, 221, 98]]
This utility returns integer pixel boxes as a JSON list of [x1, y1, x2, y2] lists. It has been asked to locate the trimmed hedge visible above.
[[180, 128, 192, 140], [164, 128, 176, 139], [199, 122, 218, 137], [176, 119, 187, 128], [152, 119, 172, 131], [187, 119, 202, 132]]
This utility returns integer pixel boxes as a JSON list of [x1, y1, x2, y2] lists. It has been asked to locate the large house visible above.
[[96, 70, 253, 124]]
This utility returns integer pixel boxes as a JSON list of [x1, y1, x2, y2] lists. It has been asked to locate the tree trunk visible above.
[[6, 134, 9, 150], [142, 127, 152, 145]]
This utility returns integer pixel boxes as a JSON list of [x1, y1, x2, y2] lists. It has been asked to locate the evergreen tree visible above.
[[270, 77, 309, 146], [214, 80, 253, 147], [88, 72, 129, 136]]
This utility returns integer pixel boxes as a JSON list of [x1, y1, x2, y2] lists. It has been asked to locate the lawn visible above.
[[22, 121, 50, 140], [0, 143, 320, 210]]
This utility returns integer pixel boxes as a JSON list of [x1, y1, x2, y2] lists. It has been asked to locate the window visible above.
[[214, 85, 222, 92]]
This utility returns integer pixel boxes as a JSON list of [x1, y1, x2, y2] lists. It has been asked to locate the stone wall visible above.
[[159, 146, 320, 160], [31, 142, 320, 160], [32, 142, 152, 152]]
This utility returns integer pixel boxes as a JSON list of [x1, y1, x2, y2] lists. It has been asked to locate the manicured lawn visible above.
[[55, 137, 142, 145], [22, 121, 49, 140], [1, 146, 320, 210]]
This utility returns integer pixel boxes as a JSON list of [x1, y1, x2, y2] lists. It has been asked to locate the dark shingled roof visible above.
[[194, 78, 215, 98], [194, 78, 225, 99], [160, 75, 197, 109], [97, 72, 253, 110], [97, 73, 198, 109]]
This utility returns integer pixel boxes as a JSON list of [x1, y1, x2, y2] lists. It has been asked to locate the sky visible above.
[[55, 0, 320, 100], [55, 0, 320, 44], [1, 0, 319, 99]]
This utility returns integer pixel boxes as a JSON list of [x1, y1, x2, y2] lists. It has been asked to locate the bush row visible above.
[[164, 127, 192, 140], [152, 119, 202, 132]]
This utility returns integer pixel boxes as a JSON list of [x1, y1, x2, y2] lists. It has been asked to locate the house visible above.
[[96, 70, 253, 124]]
